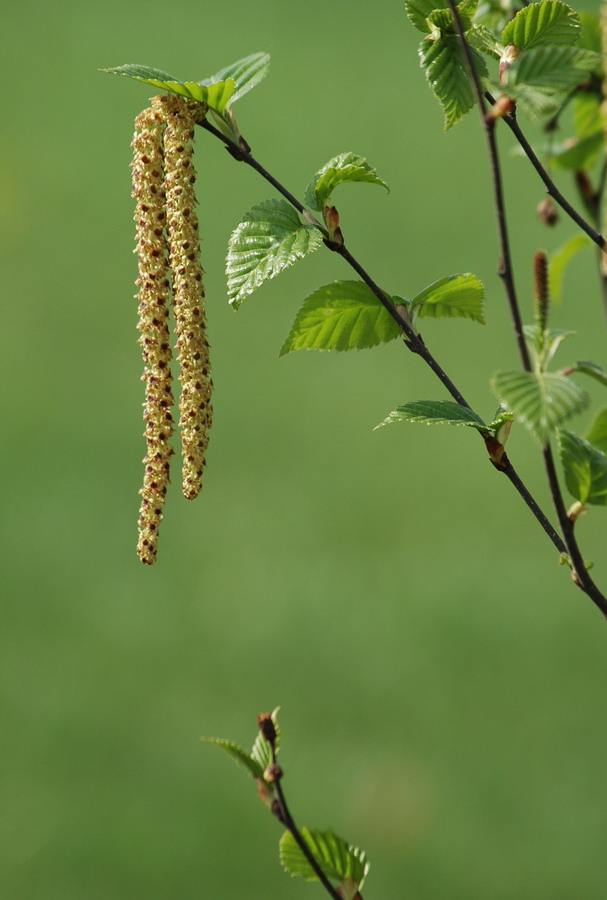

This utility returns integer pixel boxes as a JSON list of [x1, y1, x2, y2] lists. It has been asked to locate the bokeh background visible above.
[[3, 1, 607, 897]]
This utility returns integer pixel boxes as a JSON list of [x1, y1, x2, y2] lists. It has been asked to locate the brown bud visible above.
[[536, 197, 558, 227], [257, 712, 277, 745], [263, 763, 283, 783]]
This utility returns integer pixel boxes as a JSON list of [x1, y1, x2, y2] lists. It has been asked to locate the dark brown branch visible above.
[[197, 111, 607, 614], [484, 91, 607, 253]]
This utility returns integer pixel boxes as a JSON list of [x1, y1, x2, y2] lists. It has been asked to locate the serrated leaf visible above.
[[376, 399, 486, 430], [491, 369, 589, 443], [101, 64, 235, 112], [585, 407, 607, 453], [281, 281, 401, 355], [226, 199, 323, 307], [411, 273, 485, 323], [467, 24, 504, 57], [420, 35, 488, 129], [501, 1, 580, 50], [405, 0, 450, 33], [199, 51, 270, 104], [203, 737, 264, 778], [549, 234, 591, 303], [250, 707, 281, 771], [571, 361, 607, 388], [304, 153, 389, 212], [549, 132, 604, 172], [558, 429, 607, 505], [279, 828, 370, 894], [504, 46, 600, 94]]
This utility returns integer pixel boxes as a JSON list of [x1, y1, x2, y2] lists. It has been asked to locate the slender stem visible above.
[[196, 109, 607, 614], [447, 0, 530, 371], [269, 753, 344, 900], [484, 92, 607, 253], [542, 445, 607, 616], [448, 3, 607, 617]]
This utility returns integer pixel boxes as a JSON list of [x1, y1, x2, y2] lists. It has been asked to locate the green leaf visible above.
[[376, 399, 486, 430], [203, 737, 264, 778], [226, 199, 323, 308], [101, 64, 235, 112], [251, 707, 281, 770], [420, 35, 488, 129], [281, 281, 401, 355], [570, 361, 607, 388], [504, 46, 600, 94], [578, 11, 601, 51], [501, 1, 581, 50], [279, 828, 370, 894], [549, 234, 591, 303], [523, 325, 576, 369], [491, 369, 589, 443], [549, 132, 604, 172], [573, 92, 602, 141], [199, 51, 270, 104], [558, 429, 607, 505], [304, 153, 389, 212], [405, 0, 449, 33], [585, 407, 607, 453], [467, 24, 504, 58], [411, 273, 485, 323]]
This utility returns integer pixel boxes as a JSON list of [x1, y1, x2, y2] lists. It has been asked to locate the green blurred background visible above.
[[3, 0, 607, 897]]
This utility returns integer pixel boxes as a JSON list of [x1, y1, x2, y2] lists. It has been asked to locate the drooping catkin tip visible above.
[[162, 94, 213, 501], [533, 249, 549, 332], [132, 102, 175, 564]]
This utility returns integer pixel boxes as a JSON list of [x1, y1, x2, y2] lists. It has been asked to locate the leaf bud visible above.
[[263, 763, 283, 783], [536, 197, 558, 227], [485, 94, 515, 122], [499, 44, 519, 83], [257, 712, 277, 746], [567, 500, 586, 521], [323, 205, 344, 245]]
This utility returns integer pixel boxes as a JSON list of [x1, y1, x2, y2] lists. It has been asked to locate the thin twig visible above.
[[484, 91, 607, 253], [197, 110, 607, 614], [449, 1, 607, 616], [267, 749, 344, 900], [446, 0, 530, 371]]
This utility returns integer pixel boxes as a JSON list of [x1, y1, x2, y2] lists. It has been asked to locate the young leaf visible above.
[[280, 281, 401, 355], [570, 361, 607, 388], [501, 0, 581, 50], [304, 153, 389, 213], [573, 92, 602, 141], [523, 325, 576, 368], [405, 0, 450, 34], [549, 234, 591, 304], [226, 199, 323, 308], [504, 46, 600, 95], [548, 132, 603, 172], [203, 737, 264, 778], [420, 35, 488, 129], [199, 51, 270, 104], [491, 370, 589, 444], [279, 827, 370, 894], [558, 429, 607, 505], [375, 399, 486, 430], [585, 408, 607, 453], [411, 273, 485, 323], [101, 64, 235, 112], [251, 707, 281, 770], [467, 24, 504, 58]]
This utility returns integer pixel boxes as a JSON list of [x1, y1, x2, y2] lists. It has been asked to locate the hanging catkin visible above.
[[131, 105, 174, 564], [159, 94, 213, 501]]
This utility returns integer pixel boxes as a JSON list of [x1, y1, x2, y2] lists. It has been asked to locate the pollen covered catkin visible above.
[[131, 105, 174, 564], [159, 94, 213, 501]]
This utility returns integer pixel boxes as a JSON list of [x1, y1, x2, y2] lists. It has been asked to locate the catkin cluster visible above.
[[131, 95, 211, 564]]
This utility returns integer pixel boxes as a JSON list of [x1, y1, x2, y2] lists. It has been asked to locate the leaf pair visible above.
[[102, 51, 271, 114]]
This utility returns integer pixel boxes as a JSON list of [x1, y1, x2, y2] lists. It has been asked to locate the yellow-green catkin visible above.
[[131, 105, 174, 564], [158, 94, 213, 500]]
